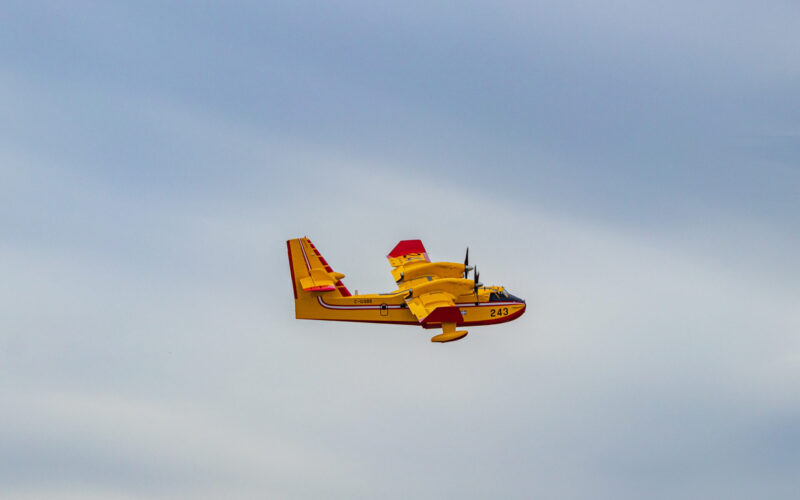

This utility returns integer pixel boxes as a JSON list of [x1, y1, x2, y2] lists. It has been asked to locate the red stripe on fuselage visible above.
[[315, 296, 525, 327], [317, 296, 403, 310]]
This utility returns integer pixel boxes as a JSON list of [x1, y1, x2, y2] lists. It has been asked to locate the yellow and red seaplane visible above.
[[287, 237, 526, 343]]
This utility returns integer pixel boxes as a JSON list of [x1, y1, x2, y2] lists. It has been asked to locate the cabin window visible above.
[[490, 290, 524, 303]]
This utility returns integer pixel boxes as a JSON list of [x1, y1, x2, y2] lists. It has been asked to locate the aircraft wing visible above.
[[387, 240, 430, 282], [405, 291, 468, 343], [405, 291, 465, 328], [405, 291, 455, 322]]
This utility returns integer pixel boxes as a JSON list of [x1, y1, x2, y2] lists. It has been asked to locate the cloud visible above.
[[0, 2, 798, 497], [0, 389, 365, 498], [3, 141, 798, 497]]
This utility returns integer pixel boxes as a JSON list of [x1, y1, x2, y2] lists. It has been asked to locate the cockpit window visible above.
[[489, 291, 524, 303]]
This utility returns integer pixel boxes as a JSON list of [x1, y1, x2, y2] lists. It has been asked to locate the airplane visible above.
[[287, 237, 526, 343]]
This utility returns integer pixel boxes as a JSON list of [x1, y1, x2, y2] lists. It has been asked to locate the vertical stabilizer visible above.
[[287, 237, 351, 302]]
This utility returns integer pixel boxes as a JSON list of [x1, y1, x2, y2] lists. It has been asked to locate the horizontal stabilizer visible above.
[[299, 268, 345, 292]]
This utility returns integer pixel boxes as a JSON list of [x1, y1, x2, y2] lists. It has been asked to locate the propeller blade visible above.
[[464, 247, 469, 278], [474, 267, 480, 304]]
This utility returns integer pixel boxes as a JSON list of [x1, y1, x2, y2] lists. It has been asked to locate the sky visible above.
[[1, 1, 799, 498]]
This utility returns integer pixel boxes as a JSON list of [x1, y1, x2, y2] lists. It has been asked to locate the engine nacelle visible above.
[[394, 262, 465, 283]]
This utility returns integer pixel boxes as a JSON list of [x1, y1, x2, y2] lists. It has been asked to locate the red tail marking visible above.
[[388, 240, 427, 258], [305, 238, 351, 296]]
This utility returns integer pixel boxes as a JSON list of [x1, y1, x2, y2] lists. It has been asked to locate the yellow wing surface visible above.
[[405, 291, 456, 322], [406, 291, 468, 342], [387, 240, 468, 287], [387, 240, 471, 342], [386, 240, 430, 283]]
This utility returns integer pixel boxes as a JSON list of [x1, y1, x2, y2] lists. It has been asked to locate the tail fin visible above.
[[287, 237, 351, 300]]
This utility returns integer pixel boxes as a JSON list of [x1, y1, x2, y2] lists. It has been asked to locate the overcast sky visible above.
[[1, 1, 799, 498]]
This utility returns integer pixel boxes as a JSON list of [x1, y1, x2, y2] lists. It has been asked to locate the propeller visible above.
[[463, 247, 473, 278], [473, 267, 482, 305]]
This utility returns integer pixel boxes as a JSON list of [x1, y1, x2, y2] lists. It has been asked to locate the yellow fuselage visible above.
[[295, 291, 525, 328], [288, 237, 525, 331]]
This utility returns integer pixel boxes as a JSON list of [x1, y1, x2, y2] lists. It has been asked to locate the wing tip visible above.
[[387, 239, 427, 258]]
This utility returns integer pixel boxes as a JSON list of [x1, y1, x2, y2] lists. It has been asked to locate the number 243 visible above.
[[490, 308, 509, 317]]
